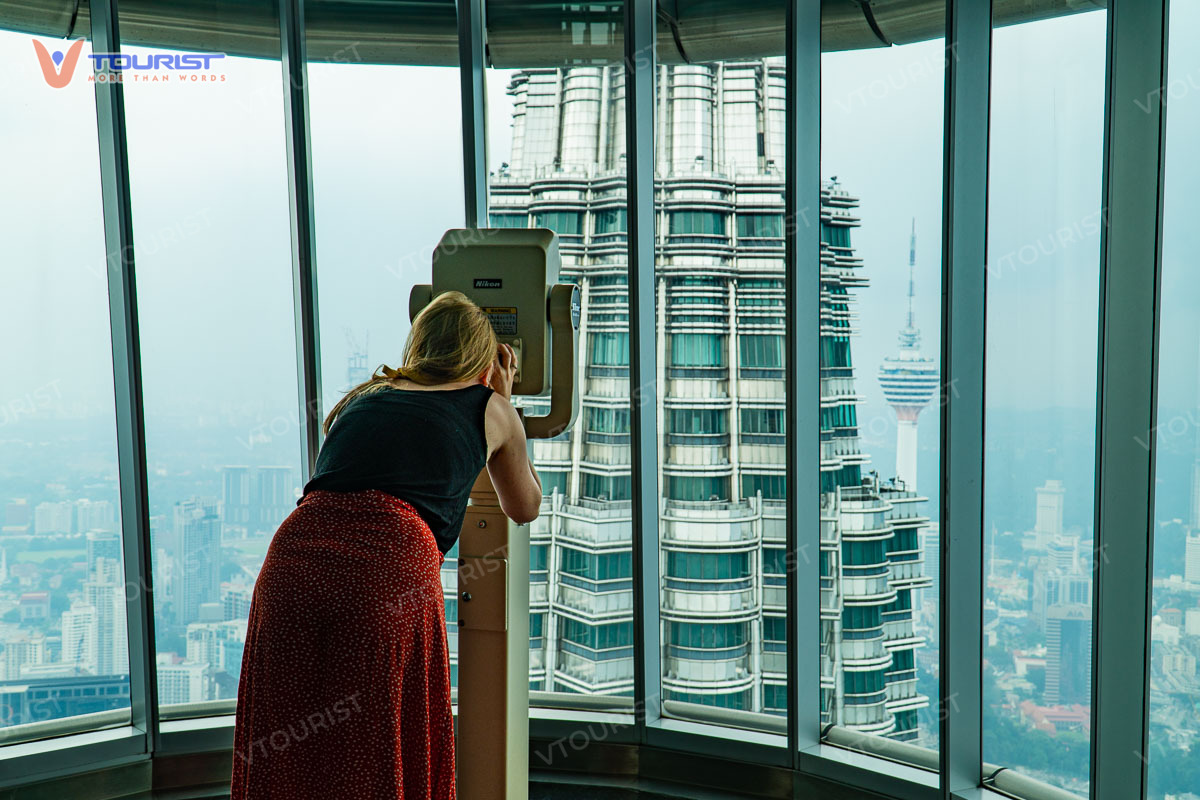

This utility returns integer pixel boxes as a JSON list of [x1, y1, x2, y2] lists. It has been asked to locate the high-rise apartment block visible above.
[[172, 499, 220, 627]]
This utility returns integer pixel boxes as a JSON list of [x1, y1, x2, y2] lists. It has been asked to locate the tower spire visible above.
[[907, 218, 916, 330], [899, 218, 920, 350], [878, 216, 938, 488]]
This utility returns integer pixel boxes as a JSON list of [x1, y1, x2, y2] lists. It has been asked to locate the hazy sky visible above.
[[3, 7, 1198, 488]]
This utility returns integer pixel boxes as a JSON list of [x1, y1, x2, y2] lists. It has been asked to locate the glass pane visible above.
[[820, 26, 945, 750], [0, 31, 132, 738], [1148, 2, 1200, 796], [983, 10, 1107, 795], [486, 0, 634, 705], [653, 44, 790, 727], [118, 4, 303, 711], [305, 30, 464, 688]]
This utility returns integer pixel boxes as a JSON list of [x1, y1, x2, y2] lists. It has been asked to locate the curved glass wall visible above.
[[983, 9, 1108, 795], [1148, 2, 1200, 796], [0, 3, 1189, 800], [0, 29, 131, 739], [119, 2, 303, 713], [819, 21, 945, 750]]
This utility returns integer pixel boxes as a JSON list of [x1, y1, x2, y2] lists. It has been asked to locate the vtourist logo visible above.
[[32, 39, 85, 88], [33, 38, 228, 87]]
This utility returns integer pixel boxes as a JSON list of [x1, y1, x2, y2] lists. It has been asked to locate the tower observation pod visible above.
[[410, 228, 581, 800], [877, 220, 939, 489]]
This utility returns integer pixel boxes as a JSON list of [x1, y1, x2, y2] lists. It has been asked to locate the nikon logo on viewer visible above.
[[473, 278, 502, 289]]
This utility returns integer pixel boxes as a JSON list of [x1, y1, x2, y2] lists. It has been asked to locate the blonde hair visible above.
[[322, 291, 498, 434]]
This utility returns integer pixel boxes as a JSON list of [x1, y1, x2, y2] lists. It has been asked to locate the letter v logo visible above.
[[33, 39, 85, 89]]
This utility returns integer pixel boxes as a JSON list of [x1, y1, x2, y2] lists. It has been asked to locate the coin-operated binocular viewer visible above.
[[410, 228, 580, 800]]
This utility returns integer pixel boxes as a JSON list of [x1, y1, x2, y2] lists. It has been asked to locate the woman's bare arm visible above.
[[484, 394, 542, 523]]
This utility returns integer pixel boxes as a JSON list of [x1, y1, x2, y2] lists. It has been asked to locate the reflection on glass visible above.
[[487, 36, 635, 701], [983, 11, 1107, 795], [0, 31, 131, 736], [821, 31, 945, 747], [1148, 2, 1200, 797], [120, 10, 302, 710], [650, 57, 789, 726]]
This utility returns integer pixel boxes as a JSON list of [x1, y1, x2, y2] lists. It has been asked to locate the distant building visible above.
[[186, 619, 248, 693], [155, 653, 210, 705], [172, 499, 221, 627], [34, 501, 73, 535], [84, 557, 128, 676], [2, 633, 46, 681], [1047, 533, 1080, 575], [1045, 604, 1091, 705], [1185, 531, 1200, 585], [1185, 608, 1200, 638], [86, 530, 121, 573], [222, 583, 252, 622], [1160, 607, 1183, 629], [1032, 480, 1066, 549], [1018, 700, 1090, 735], [221, 466, 253, 530], [18, 592, 50, 623], [60, 601, 98, 674], [254, 466, 295, 531], [74, 499, 115, 534], [1035, 569, 1091, 630], [1160, 649, 1197, 680]]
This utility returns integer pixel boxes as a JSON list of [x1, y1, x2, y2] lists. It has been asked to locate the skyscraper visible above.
[[60, 601, 98, 674], [254, 466, 295, 531], [1186, 531, 1200, 585], [172, 499, 220, 627], [1033, 479, 1066, 548], [1045, 604, 1091, 706], [877, 220, 939, 488], [74, 499, 115, 533], [86, 530, 121, 573], [480, 62, 930, 738], [84, 557, 128, 676], [221, 466, 252, 530]]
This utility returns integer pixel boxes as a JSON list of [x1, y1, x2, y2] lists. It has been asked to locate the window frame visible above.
[[3, 2, 1174, 800]]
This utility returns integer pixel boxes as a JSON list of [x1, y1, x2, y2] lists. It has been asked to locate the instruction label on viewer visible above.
[[482, 307, 518, 336]]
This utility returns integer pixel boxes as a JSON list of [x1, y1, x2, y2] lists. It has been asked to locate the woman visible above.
[[231, 291, 541, 800]]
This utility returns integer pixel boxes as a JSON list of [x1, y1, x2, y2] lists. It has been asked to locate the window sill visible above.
[[0, 724, 146, 789]]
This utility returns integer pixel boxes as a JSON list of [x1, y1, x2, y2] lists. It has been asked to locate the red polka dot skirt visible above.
[[231, 489, 455, 799]]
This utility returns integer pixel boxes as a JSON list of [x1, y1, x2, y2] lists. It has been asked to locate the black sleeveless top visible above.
[[302, 384, 494, 554]]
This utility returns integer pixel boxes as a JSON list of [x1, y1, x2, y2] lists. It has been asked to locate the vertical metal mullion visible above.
[[90, 0, 158, 749], [625, 0, 661, 734], [785, 0, 821, 758], [279, 0, 323, 480], [1090, 2, 1169, 799], [939, 0, 991, 796], [457, 0, 488, 227]]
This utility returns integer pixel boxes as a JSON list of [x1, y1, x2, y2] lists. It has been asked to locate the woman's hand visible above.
[[488, 343, 518, 399]]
